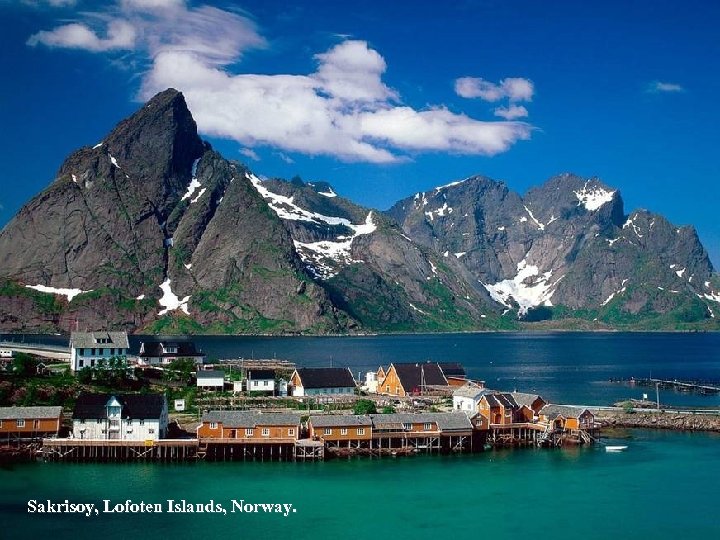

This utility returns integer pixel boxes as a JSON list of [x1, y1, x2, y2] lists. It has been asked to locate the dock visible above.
[[41, 439, 198, 462], [612, 377, 720, 395]]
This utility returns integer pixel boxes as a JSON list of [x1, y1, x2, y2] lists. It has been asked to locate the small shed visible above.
[[196, 370, 225, 390]]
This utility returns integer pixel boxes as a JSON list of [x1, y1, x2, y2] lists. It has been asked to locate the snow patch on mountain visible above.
[[481, 260, 563, 316], [248, 172, 351, 226], [158, 278, 190, 315], [25, 284, 91, 301], [574, 181, 615, 211], [425, 202, 452, 221], [293, 212, 377, 280]]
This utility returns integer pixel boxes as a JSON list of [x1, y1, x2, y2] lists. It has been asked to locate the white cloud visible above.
[[27, 20, 136, 51], [494, 104, 528, 120], [28, 3, 533, 163], [647, 81, 684, 93], [240, 148, 260, 161], [455, 76, 534, 102], [27, 1, 265, 65]]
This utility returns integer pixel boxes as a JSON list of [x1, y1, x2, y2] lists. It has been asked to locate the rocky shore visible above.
[[597, 411, 720, 432]]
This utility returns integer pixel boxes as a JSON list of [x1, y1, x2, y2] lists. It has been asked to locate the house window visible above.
[[396, 387, 400, 395], [0, 420, 2, 428], [424, 423, 432, 431], [98, 348, 104, 355], [78, 360, 84, 368], [261, 428, 270, 437], [386, 386, 390, 393], [288, 428, 295, 436], [402, 423, 412, 430], [91, 359, 95, 367], [149, 429, 155, 434], [90, 348, 95, 355], [16, 419, 25, 428], [253, 381, 258, 387], [78, 348, 84, 356], [357, 428, 365, 436], [340, 428, 348, 435], [209, 422, 218, 429], [263, 380, 268, 387], [139, 420, 144, 426], [324, 428, 332, 435], [245, 428, 254, 436]]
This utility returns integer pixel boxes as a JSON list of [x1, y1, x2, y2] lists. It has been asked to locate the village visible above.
[[1, 331, 601, 462]]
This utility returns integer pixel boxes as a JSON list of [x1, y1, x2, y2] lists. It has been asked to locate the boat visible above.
[[605, 445, 628, 452]]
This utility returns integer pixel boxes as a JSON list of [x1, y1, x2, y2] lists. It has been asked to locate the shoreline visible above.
[[596, 411, 720, 432]]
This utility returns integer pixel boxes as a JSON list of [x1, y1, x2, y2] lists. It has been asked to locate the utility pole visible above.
[[656, 382, 660, 410]]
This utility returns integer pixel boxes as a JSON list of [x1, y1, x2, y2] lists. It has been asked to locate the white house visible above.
[[69, 331, 129, 372], [452, 384, 488, 415], [0, 348, 13, 358], [72, 393, 168, 441], [246, 369, 276, 394], [136, 341, 206, 366], [362, 371, 380, 393], [196, 370, 225, 390], [288, 367, 356, 397]]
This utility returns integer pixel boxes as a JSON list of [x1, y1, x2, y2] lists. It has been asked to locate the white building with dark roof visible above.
[[72, 393, 168, 440], [137, 341, 206, 366], [196, 370, 225, 390], [69, 331, 129, 372]]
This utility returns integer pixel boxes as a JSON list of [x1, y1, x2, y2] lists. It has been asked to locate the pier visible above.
[[611, 377, 720, 395], [41, 439, 198, 462]]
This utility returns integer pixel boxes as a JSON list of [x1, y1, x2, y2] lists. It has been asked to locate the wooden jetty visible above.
[[615, 377, 720, 395], [41, 439, 198, 462]]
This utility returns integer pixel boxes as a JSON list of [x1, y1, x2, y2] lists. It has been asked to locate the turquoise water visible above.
[[2, 430, 719, 539]]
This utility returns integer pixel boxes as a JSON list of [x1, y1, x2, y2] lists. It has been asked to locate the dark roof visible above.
[[247, 369, 275, 380], [541, 404, 592, 419], [139, 341, 204, 358], [438, 362, 466, 378], [511, 392, 546, 408], [484, 393, 519, 409], [369, 412, 472, 432], [197, 370, 224, 379], [392, 362, 447, 391], [73, 393, 166, 420], [295, 367, 356, 389]]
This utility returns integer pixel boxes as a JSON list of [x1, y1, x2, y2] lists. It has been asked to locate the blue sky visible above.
[[1, 0, 719, 266]]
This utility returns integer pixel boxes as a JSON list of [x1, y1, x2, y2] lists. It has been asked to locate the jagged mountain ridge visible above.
[[0, 89, 717, 333], [388, 173, 719, 325]]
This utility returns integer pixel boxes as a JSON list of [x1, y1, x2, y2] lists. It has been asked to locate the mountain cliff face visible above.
[[0, 89, 717, 333], [0, 90, 344, 334], [388, 174, 719, 327]]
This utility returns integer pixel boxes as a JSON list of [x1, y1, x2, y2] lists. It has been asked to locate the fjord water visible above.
[[14, 331, 720, 406], [2, 430, 720, 539]]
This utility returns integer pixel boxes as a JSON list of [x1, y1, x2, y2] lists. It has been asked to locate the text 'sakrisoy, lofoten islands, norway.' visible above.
[[1, 0, 719, 539]]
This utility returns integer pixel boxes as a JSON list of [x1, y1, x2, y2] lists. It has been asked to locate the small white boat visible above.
[[605, 445, 628, 452]]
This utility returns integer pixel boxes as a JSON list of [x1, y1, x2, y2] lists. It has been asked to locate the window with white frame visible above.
[[340, 428, 348, 435], [245, 428, 254, 436], [402, 422, 412, 430], [16, 419, 25, 428], [324, 428, 332, 435], [149, 428, 155, 434], [262, 428, 270, 437], [288, 428, 295, 436], [209, 422, 218, 429], [357, 428, 365, 436], [424, 423, 432, 430]]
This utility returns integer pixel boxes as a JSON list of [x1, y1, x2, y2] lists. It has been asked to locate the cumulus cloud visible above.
[[647, 81, 684, 93], [493, 104, 528, 120], [27, 20, 136, 51], [455, 76, 534, 102], [27, 2, 533, 163]]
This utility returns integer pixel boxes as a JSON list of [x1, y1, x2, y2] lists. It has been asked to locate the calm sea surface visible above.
[[9, 331, 720, 407], [1, 333, 719, 538]]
